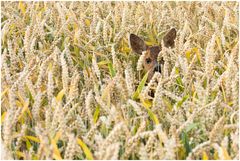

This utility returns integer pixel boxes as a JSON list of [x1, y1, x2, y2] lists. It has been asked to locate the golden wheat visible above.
[[1, 1, 239, 160]]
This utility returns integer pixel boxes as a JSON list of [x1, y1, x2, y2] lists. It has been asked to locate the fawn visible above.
[[129, 28, 177, 81]]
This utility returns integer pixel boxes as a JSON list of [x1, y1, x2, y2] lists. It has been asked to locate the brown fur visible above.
[[129, 28, 177, 81]]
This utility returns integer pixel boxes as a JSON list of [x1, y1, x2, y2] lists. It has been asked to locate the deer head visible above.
[[129, 28, 177, 81]]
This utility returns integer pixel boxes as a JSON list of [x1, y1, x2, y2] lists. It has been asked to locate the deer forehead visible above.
[[144, 46, 161, 59]]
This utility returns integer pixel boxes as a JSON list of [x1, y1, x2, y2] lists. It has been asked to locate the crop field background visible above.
[[1, 1, 239, 160]]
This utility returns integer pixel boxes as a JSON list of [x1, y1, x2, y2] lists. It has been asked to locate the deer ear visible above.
[[129, 34, 147, 54], [163, 28, 177, 48]]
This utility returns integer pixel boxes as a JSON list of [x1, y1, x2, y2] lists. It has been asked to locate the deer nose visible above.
[[154, 65, 161, 73]]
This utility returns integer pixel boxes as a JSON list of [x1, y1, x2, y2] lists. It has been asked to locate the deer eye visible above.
[[146, 58, 151, 64]]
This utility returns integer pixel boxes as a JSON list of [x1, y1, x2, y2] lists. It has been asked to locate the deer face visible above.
[[129, 28, 177, 81]]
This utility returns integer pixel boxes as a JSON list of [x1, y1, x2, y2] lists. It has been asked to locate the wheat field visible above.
[[1, 1, 239, 160]]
